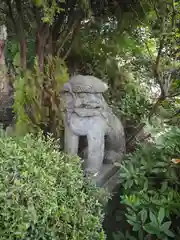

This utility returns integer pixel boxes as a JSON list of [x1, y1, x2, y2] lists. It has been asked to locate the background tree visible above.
[[0, 0, 180, 239]]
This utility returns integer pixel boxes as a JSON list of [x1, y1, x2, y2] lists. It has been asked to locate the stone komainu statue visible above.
[[61, 75, 126, 174]]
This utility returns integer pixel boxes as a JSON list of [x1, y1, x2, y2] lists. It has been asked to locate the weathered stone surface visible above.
[[61, 75, 126, 178], [64, 75, 108, 93]]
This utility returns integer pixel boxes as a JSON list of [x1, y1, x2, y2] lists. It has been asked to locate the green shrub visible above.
[[0, 133, 106, 240], [13, 56, 68, 137], [114, 127, 180, 240]]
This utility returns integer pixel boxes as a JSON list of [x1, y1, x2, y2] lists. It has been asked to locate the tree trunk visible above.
[[36, 24, 50, 72], [0, 25, 9, 93], [20, 39, 27, 69]]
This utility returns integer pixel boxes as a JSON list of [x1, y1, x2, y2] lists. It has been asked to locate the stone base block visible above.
[[91, 164, 120, 192]]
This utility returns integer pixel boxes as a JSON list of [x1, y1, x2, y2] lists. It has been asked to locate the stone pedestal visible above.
[[91, 164, 120, 192]]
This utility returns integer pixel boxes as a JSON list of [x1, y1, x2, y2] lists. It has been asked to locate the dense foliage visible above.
[[1, 0, 179, 137], [0, 0, 180, 239], [0, 133, 106, 240], [65, 0, 180, 142], [113, 127, 180, 240], [13, 57, 68, 136]]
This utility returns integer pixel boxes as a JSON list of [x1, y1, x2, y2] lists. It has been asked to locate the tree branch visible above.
[[52, 0, 77, 42], [127, 1, 178, 147], [165, 109, 180, 123], [0, 7, 7, 15], [13, 0, 27, 69], [6, 0, 18, 33], [153, 36, 166, 98], [36, 23, 50, 71], [63, 20, 81, 60], [166, 92, 180, 98], [57, 15, 81, 57]]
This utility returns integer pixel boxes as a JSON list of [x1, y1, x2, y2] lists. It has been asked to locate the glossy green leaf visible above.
[[161, 221, 172, 231], [140, 209, 148, 224], [163, 228, 175, 238], [143, 223, 160, 235], [149, 211, 158, 226], [158, 208, 165, 224]]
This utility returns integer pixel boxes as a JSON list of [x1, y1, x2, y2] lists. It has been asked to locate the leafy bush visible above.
[[0, 133, 106, 240], [13, 56, 68, 137], [114, 127, 180, 240]]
